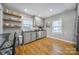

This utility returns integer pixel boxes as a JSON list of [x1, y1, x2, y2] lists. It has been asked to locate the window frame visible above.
[[22, 20, 33, 31], [52, 19, 63, 34]]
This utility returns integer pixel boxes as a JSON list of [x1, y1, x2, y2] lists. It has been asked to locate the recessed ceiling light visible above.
[[24, 9, 27, 12], [38, 15, 40, 17], [49, 9, 53, 12]]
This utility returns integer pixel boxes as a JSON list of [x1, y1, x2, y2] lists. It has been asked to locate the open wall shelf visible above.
[[3, 12, 21, 18], [3, 25, 21, 28], [3, 18, 21, 23], [3, 9, 22, 29]]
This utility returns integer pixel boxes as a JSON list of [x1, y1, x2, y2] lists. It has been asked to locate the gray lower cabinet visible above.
[[31, 32, 36, 41], [23, 30, 46, 44], [37, 31, 43, 39], [42, 31, 46, 37], [41, 31, 44, 37], [37, 30, 46, 39], [43, 31, 46, 37], [23, 32, 31, 44]]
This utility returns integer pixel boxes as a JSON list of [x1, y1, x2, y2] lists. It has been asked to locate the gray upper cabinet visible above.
[[33, 16, 44, 27]]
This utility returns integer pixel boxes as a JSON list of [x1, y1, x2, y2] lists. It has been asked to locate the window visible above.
[[52, 19, 62, 33], [22, 20, 33, 31]]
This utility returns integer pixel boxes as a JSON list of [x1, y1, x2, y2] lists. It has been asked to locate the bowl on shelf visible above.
[[5, 23, 10, 26], [10, 24, 15, 27]]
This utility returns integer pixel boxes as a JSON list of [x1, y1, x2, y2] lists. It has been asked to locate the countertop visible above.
[[22, 30, 46, 33]]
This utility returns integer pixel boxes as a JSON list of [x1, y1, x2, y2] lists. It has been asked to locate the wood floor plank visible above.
[[15, 37, 79, 55]]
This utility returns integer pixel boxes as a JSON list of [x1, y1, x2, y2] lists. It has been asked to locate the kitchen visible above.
[[0, 3, 79, 55]]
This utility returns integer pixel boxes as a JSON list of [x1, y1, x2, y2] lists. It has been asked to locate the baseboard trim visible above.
[[47, 36, 75, 44]]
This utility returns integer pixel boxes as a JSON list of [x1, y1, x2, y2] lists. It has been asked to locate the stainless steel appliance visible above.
[[76, 17, 79, 51]]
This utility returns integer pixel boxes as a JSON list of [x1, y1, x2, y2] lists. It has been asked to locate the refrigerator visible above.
[[76, 16, 79, 51]]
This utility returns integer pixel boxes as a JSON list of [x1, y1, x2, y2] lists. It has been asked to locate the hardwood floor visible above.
[[15, 37, 79, 55]]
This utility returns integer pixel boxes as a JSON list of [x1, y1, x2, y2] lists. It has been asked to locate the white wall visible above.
[[45, 9, 76, 43], [78, 4, 79, 16], [0, 4, 3, 46], [0, 4, 3, 34]]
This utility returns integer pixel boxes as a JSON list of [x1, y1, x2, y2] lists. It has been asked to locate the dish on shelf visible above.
[[10, 24, 15, 27], [5, 23, 10, 26]]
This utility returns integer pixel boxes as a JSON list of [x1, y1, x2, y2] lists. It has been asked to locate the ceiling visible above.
[[2, 3, 76, 18]]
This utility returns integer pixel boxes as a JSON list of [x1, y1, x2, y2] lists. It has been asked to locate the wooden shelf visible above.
[[3, 12, 21, 18], [3, 19, 22, 23], [3, 23, 21, 28], [3, 25, 21, 28], [3, 9, 22, 29]]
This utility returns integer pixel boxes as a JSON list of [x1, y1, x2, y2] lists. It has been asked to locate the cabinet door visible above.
[[41, 31, 43, 38], [38, 31, 42, 39], [34, 17, 44, 27], [31, 32, 36, 41], [43, 31, 46, 37], [41, 31, 46, 38], [23, 32, 31, 44]]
